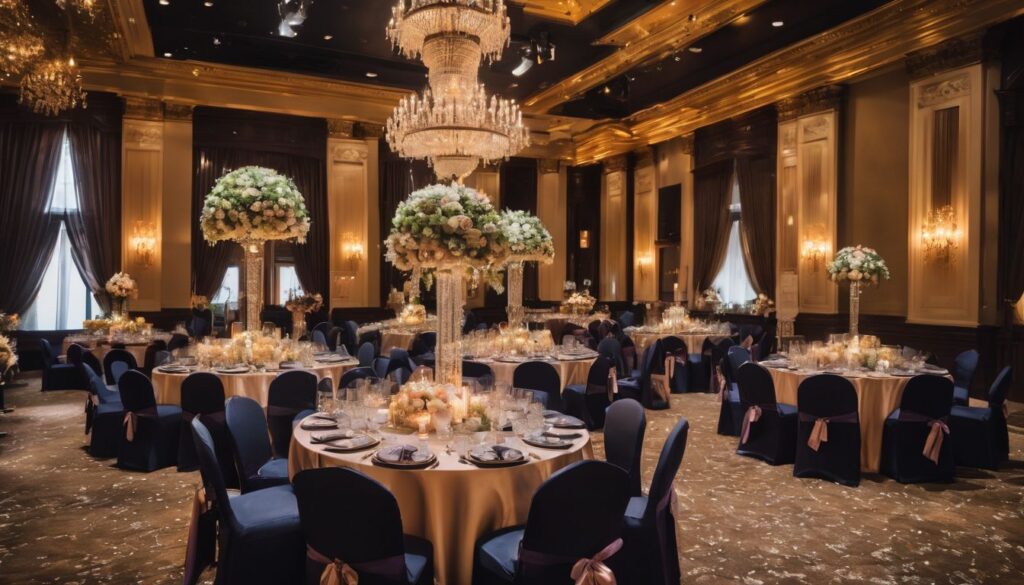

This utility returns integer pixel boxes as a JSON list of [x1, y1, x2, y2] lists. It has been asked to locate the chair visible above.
[[716, 345, 749, 437], [40, 338, 81, 391], [597, 336, 626, 378], [142, 340, 168, 375], [312, 321, 332, 341], [793, 375, 861, 487], [373, 356, 391, 379], [78, 356, 119, 405], [225, 396, 290, 493], [462, 361, 494, 381], [342, 320, 360, 355], [604, 398, 646, 497], [512, 361, 562, 411], [189, 308, 214, 339], [617, 342, 667, 410], [735, 363, 797, 465], [617, 310, 635, 328], [880, 375, 954, 483], [619, 416, 690, 585], [563, 357, 614, 430], [81, 350, 104, 386], [190, 418, 305, 585], [473, 461, 630, 585], [326, 326, 344, 352], [340, 367, 376, 394], [659, 336, 690, 394], [83, 365, 123, 458], [294, 468, 435, 585], [311, 329, 328, 347], [177, 373, 235, 488], [357, 342, 377, 367], [167, 333, 190, 353], [153, 350, 172, 368], [385, 348, 415, 385], [103, 348, 138, 385], [267, 370, 318, 458], [950, 366, 1012, 470], [117, 370, 183, 472], [952, 349, 980, 406]]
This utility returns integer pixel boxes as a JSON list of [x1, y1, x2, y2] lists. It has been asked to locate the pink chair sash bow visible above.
[[123, 408, 157, 442], [569, 538, 623, 585], [897, 410, 950, 464], [306, 546, 406, 585], [798, 412, 859, 451], [608, 369, 618, 398], [740, 405, 763, 444], [715, 365, 727, 402]]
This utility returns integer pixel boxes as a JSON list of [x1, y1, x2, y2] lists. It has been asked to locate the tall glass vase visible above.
[[242, 240, 265, 332], [435, 268, 465, 386], [506, 260, 524, 330], [849, 280, 861, 336], [291, 310, 307, 340]]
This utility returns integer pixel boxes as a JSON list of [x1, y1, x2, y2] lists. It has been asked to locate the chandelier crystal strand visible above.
[[435, 269, 465, 386], [506, 260, 524, 330], [19, 57, 87, 116], [0, 0, 44, 79], [387, 0, 510, 63]]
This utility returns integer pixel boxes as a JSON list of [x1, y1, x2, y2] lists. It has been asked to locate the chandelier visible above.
[[19, 57, 87, 116], [0, 0, 43, 79], [54, 0, 98, 18], [387, 84, 530, 180], [387, 0, 510, 63]]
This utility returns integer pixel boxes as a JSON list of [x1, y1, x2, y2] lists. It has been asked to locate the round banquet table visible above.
[[289, 424, 593, 585], [766, 367, 950, 473], [482, 356, 596, 389], [380, 331, 420, 355], [151, 361, 358, 406], [63, 338, 156, 366], [630, 331, 723, 355]]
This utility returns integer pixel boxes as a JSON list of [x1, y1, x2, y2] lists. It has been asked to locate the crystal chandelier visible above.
[[19, 57, 87, 116], [0, 0, 43, 79], [54, 0, 99, 18], [387, 0, 510, 64], [387, 84, 530, 180]]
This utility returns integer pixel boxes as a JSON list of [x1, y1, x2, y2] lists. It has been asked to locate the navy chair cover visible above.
[[81, 351, 104, 385], [716, 345, 749, 436], [312, 321, 332, 340], [65, 342, 84, 369], [793, 375, 861, 487], [735, 363, 797, 465], [617, 310, 635, 328], [512, 361, 562, 411], [141, 340, 167, 376], [325, 326, 343, 352], [83, 365, 123, 458], [167, 333, 190, 353], [604, 398, 646, 496], [153, 350, 172, 368], [463, 361, 495, 382], [177, 373, 235, 488], [619, 416, 689, 585], [311, 329, 328, 346], [473, 460, 629, 585], [190, 418, 305, 585], [117, 370, 182, 472], [225, 396, 290, 493], [597, 337, 626, 379], [357, 342, 377, 367], [385, 348, 416, 385], [952, 349, 980, 406], [562, 357, 614, 430], [188, 308, 214, 339], [339, 367, 376, 397], [267, 370, 318, 458], [103, 348, 138, 385], [950, 366, 1011, 470], [880, 375, 954, 483], [659, 336, 690, 394], [41, 338, 82, 390], [294, 468, 435, 585], [79, 358, 119, 405], [617, 341, 667, 410]]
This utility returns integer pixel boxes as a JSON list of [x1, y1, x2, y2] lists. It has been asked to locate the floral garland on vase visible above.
[[200, 166, 310, 245], [498, 209, 555, 265]]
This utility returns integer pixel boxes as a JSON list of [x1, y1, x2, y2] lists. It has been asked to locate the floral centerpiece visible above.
[[498, 209, 554, 329], [105, 272, 137, 316], [201, 166, 311, 332], [83, 318, 113, 334], [195, 332, 304, 368], [563, 280, 577, 300], [700, 288, 721, 311], [0, 334, 18, 373], [191, 295, 210, 311], [0, 312, 19, 333], [285, 292, 323, 340], [399, 302, 427, 326], [385, 183, 509, 385], [389, 381, 490, 431], [563, 291, 597, 315], [751, 294, 775, 317], [109, 316, 150, 336], [827, 245, 890, 335]]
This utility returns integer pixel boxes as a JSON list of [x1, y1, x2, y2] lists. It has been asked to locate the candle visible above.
[[417, 415, 429, 439]]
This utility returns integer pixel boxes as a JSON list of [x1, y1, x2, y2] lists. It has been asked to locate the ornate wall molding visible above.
[[123, 97, 163, 121], [538, 158, 561, 174], [917, 73, 971, 107], [124, 121, 163, 146], [331, 143, 369, 163], [633, 147, 654, 167], [602, 154, 628, 174], [358, 122, 385, 139], [163, 102, 193, 121], [328, 120, 355, 139], [777, 85, 846, 122], [905, 32, 985, 80]]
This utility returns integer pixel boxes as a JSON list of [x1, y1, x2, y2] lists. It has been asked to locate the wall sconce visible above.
[[801, 238, 829, 271], [637, 255, 653, 279], [131, 220, 157, 268], [341, 237, 365, 275], [921, 205, 959, 262], [578, 230, 590, 249]]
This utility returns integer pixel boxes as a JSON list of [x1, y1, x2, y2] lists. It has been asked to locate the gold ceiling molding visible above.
[[123, 97, 162, 120], [633, 147, 654, 167], [523, 0, 767, 114], [678, 133, 694, 156], [572, 0, 1024, 164], [328, 119, 355, 139], [602, 154, 627, 173], [107, 0, 155, 59], [511, 0, 613, 24], [776, 85, 846, 122], [164, 102, 194, 121], [905, 31, 986, 79], [539, 158, 561, 174]]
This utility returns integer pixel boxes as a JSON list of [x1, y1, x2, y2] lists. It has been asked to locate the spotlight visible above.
[[365, 71, 378, 78], [772, 20, 784, 27], [688, 46, 702, 54]]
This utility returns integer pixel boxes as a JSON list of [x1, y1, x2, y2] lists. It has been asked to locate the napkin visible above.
[[311, 430, 356, 444], [379, 444, 421, 462]]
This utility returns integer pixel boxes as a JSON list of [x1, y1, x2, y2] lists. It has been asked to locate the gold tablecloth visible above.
[[486, 357, 596, 389], [630, 332, 722, 355], [289, 426, 593, 585], [62, 339, 151, 366], [767, 368, 947, 473], [380, 331, 419, 356], [151, 361, 357, 406]]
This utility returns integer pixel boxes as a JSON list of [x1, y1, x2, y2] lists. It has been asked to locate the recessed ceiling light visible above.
[[365, 72, 378, 78], [163, 52, 172, 57], [213, 37, 221, 46], [323, 34, 333, 40], [772, 20, 784, 27], [204, 1, 214, 7], [688, 46, 702, 54], [159, 0, 170, 5]]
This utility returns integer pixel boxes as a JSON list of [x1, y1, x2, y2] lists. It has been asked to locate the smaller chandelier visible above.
[[386, 83, 530, 180], [0, 0, 43, 78], [387, 0, 510, 63], [55, 0, 99, 18], [921, 205, 959, 262], [19, 57, 87, 116]]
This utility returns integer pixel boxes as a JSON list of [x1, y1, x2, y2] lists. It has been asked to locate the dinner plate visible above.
[[320, 435, 379, 453], [215, 365, 251, 374], [549, 415, 586, 430], [156, 365, 192, 374], [372, 444, 436, 469], [300, 419, 338, 431], [468, 445, 526, 467], [522, 434, 574, 450]]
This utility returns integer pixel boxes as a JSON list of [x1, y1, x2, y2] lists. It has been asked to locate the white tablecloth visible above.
[[152, 361, 358, 406]]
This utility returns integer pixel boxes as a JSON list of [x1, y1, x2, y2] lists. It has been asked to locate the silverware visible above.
[[360, 449, 379, 461], [527, 451, 541, 460], [457, 457, 475, 466], [425, 459, 440, 470]]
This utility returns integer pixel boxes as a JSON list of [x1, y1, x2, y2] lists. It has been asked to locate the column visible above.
[[121, 98, 164, 312], [600, 155, 627, 301], [536, 159, 566, 301]]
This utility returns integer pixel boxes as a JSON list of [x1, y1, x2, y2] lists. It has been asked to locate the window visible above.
[[212, 266, 240, 309], [277, 265, 303, 304], [710, 171, 757, 306], [22, 134, 100, 330]]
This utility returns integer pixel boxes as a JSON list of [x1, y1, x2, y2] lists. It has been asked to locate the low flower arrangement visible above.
[[105, 272, 138, 300], [399, 302, 427, 326], [751, 294, 775, 317], [285, 292, 324, 314], [388, 381, 490, 431], [701, 288, 721, 308], [194, 332, 304, 367], [200, 166, 310, 244], [109, 316, 149, 336], [0, 334, 18, 371], [83, 318, 113, 333], [498, 209, 555, 264], [563, 292, 596, 314], [191, 295, 210, 311], [0, 312, 19, 332], [827, 245, 890, 284]]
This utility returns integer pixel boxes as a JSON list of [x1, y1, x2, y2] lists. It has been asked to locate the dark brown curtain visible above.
[[379, 143, 433, 305], [691, 160, 733, 292], [998, 86, 1024, 308], [931, 106, 959, 208], [66, 95, 123, 313], [736, 157, 776, 295], [0, 96, 64, 314], [490, 157, 539, 306], [192, 108, 328, 300]]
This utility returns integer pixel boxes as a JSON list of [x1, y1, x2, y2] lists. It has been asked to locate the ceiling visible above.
[[139, 0, 893, 120]]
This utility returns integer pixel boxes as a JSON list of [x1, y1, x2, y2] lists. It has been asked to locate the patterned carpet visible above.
[[1, 373, 1022, 584]]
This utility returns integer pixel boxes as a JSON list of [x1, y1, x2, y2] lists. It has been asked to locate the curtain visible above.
[[691, 160, 734, 292], [192, 149, 242, 299], [66, 95, 123, 313], [998, 87, 1024, 310], [736, 157, 776, 295], [931, 107, 959, 209], [379, 143, 433, 305], [0, 103, 64, 314], [282, 156, 327, 297], [493, 157, 539, 305]]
